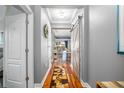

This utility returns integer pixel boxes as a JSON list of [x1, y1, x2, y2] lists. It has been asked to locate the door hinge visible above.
[[26, 76, 29, 81], [25, 49, 29, 53]]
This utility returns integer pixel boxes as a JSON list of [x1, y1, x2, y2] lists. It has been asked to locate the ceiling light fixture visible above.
[[57, 9, 65, 18]]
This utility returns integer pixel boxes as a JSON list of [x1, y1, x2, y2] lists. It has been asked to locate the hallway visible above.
[[37, 5, 85, 88], [42, 57, 85, 88], [1, 5, 124, 88]]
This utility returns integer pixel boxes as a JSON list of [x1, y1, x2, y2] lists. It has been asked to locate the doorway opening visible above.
[[0, 6, 6, 88], [0, 32, 4, 88], [42, 6, 84, 88], [0, 5, 34, 88]]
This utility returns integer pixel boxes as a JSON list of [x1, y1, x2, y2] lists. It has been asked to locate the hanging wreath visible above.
[[43, 24, 48, 38]]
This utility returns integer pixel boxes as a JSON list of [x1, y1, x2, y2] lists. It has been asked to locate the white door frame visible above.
[[3, 5, 34, 88]]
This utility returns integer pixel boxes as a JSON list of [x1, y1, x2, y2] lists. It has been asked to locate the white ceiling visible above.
[[46, 8, 77, 24], [46, 7, 78, 38]]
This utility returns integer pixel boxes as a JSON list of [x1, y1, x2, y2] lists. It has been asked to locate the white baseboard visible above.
[[34, 83, 42, 88], [81, 80, 91, 88], [40, 64, 52, 87]]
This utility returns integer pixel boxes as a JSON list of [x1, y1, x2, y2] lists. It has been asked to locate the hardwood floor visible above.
[[96, 81, 124, 88], [42, 58, 85, 88]]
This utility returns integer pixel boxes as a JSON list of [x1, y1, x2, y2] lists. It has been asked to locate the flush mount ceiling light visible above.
[[56, 10, 65, 18], [52, 9, 67, 19], [46, 8, 78, 23]]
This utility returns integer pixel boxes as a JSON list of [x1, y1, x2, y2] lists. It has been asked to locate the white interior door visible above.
[[4, 14, 26, 88]]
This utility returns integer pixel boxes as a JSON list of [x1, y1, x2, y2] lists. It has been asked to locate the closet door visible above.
[[4, 14, 26, 88]]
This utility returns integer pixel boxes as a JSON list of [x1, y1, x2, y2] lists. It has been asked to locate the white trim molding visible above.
[[81, 80, 91, 88], [40, 64, 52, 87]]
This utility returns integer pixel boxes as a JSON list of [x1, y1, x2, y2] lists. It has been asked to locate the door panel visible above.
[[5, 14, 26, 88], [71, 23, 80, 79], [7, 23, 22, 59]]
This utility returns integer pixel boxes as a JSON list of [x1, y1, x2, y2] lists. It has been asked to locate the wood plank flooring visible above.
[[42, 59, 85, 88], [96, 81, 124, 88]]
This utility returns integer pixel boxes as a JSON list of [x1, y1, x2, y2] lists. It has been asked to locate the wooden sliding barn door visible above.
[[71, 19, 80, 79]]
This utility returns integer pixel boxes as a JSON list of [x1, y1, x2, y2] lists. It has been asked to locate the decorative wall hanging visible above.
[[43, 24, 48, 38], [117, 6, 124, 54]]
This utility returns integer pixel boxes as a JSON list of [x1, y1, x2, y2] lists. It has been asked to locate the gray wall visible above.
[[88, 5, 124, 87], [32, 6, 42, 83], [32, 6, 51, 83], [40, 7, 51, 80], [80, 6, 89, 82]]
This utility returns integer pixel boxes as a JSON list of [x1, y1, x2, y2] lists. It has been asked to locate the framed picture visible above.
[[117, 5, 124, 54]]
